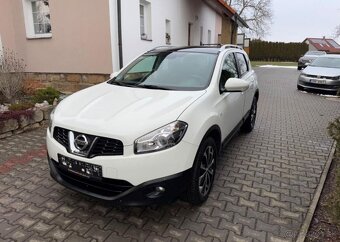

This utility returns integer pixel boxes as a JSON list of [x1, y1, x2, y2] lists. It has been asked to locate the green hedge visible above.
[[249, 39, 308, 62]]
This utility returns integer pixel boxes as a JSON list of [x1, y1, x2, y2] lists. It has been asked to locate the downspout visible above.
[[117, 0, 123, 68]]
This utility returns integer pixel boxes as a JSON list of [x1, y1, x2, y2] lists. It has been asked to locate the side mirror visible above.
[[110, 71, 119, 79], [224, 78, 249, 92]]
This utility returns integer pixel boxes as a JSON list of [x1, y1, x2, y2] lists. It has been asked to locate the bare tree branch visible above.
[[226, 0, 273, 38]]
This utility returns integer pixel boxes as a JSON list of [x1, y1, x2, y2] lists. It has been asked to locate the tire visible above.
[[241, 97, 257, 133], [297, 66, 302, 70], [297, 85, 304, 91], [185, 137, 217, 205]]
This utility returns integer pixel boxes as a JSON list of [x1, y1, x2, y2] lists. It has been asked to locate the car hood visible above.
[[302, 66, 340, 77], [53, 83, 206, 145], [300, 55, 319, 61]]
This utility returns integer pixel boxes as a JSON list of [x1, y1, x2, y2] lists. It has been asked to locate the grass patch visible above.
[[251, 61, 297, 67]]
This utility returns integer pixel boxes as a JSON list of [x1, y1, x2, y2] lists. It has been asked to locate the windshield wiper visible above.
[[110, 81, 136, 87], [137, 84, 172, 90]]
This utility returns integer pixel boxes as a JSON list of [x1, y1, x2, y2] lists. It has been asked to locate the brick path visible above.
[[0, 68, 339, 242]]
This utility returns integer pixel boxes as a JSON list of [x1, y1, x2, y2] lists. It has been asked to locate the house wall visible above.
[[120, 0, 223, 66], [1, 0, 231, 93], [220, 15, 237, 44], [0, 0, 113, 74]]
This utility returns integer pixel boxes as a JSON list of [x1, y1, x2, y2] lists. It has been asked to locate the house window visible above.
[[140, 0, 152, 40], [22, 0, 52, 39], [165, 19, 171, 45]]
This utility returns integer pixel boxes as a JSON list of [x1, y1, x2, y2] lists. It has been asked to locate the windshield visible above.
[[305, 51, 326, 56], [109, 51, 218, 91], [310, 57, 340, 68]]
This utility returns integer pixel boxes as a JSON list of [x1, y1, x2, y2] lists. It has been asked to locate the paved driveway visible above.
[[0, 68, 339, 242]]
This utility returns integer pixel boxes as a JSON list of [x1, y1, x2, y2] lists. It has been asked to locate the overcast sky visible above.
[[264, 0, 340, 43]]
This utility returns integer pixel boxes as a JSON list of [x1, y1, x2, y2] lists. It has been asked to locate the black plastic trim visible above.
[[48, 155, 191, 206]]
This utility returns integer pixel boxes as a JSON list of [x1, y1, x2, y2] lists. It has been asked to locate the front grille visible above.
[[304, 74, 338, 80], [52, 159, 133, 197], [53, 127, 124, 157], [300, 81, 340, 90], [53, 127, 69, 148], [91, 137, 124, 157]]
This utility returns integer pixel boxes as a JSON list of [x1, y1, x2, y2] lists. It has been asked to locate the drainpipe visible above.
[[117, 0, 123, 69]]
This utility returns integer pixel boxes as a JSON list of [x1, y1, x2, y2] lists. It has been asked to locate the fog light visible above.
[[147, 186, 166, 199], [156, 186, 165, 192]]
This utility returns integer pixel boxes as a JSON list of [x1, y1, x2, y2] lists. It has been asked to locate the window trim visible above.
[[219, 52, 239, 94], [22, 0, 52, 39]]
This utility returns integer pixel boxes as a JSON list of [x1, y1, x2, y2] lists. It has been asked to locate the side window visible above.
[[235, 53, 249, 76], [220, 54, 238, 92]]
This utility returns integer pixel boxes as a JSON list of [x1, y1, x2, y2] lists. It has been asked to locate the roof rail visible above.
[[201, 44, 222, 47], [220, 44, 243, 50], [147, 46, 175, 52]]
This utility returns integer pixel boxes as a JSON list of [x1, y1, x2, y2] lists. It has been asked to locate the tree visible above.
[[226, 0, 273, 38]]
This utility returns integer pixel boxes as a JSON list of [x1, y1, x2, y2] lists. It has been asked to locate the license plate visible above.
[[58, 154, 102, 179], [310, 79, 326, 84]]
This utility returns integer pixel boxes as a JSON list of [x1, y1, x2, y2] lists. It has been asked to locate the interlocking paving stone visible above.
[[0, 68, 339, 241]]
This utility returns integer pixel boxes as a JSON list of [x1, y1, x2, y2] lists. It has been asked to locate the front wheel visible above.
[[241, 97, 257, 133], [185, 137, 217, 205]]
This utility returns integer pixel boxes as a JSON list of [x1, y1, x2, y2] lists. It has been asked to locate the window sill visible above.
[[141, 38, 152, 42], [26, 34, 52, 40]]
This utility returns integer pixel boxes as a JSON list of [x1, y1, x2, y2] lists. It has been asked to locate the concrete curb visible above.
[[296, 141, 337, 242]]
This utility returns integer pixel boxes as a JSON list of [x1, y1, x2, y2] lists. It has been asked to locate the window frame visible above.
[[219, 52, 239, 94], [22, 0, 52, 39], [139, 0, 152, 41]]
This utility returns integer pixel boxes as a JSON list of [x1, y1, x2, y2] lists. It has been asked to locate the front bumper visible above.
[[298, 76, 340, 92], [48, 155, 191, 205], [46, 128, 198, 205]]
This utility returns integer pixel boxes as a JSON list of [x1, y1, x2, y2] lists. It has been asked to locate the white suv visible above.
[[47, 45, 259, 205]]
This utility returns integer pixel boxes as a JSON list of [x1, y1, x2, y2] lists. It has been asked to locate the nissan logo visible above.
[[74, 135, 89, 151]]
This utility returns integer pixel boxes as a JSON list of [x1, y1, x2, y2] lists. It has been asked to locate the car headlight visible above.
[[134, 121, 188, 154], [48, 108, 55, 133], [300, 73, 307, 78]]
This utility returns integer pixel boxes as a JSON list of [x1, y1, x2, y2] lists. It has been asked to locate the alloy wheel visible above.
[[250, 100, 257, 129], [198, 145, 215, 197]]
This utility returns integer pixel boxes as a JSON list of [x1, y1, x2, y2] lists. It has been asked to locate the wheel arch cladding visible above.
[[202, 125, 221, 153]]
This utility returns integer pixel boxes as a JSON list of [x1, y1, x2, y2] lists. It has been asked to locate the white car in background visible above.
[[47, 45, 259, 205], [298, 54, 340, 93], [298, 51, 326, 70]]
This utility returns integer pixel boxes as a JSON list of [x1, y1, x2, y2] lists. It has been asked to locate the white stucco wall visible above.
[[118, 0, 222, 67]]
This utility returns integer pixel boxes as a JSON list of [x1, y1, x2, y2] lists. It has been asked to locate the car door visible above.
[[234, 52, 256, 116], [217, 52, 245, 140]]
